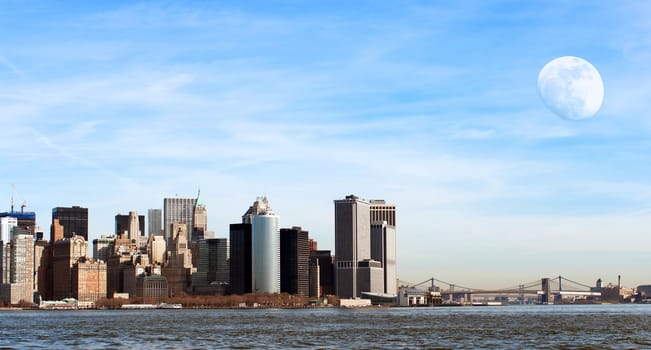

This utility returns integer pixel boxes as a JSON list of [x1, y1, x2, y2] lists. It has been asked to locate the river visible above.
[[1, 304, 649, 349]]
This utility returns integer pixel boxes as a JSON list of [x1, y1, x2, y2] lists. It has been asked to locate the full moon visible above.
[[537, 56, 604, 120]]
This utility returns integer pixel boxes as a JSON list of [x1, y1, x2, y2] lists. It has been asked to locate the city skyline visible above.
[[2, 2, 651, 289]]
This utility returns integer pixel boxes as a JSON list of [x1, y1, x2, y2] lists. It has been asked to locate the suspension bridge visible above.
[[398, 276, 602, 305]]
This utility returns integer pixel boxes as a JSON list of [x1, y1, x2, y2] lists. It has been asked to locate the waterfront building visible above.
[[310, 250, 335, 297], [371, 221, 398, 295], [229, 223, 252, 295], [92, 235, 115, 262], [51, 235, 87, 300], [136, 275, 168, 299], [72, 257, 107, 305], [206, 238, 229, 285], [52, 206, 88, 241], [334, 195, 371, 298], [148, 209, 162, 237], [243, 197, 280, 294], [163, 197, 197, 243], [280, 226, 309, 296], [0, 234, 34, 305], [334, 195, 391, 298]]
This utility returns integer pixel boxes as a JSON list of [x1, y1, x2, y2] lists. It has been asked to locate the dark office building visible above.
[[52, 206, 88, 241], [115, 214, 145, 236], [310, 250, 335, 297], [229, 223, 251, 295], [280, 226, 309, 296], [207, 238, 229, 285]]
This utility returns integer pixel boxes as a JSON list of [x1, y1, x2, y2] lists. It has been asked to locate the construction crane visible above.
[[11, 184, 27, 214]]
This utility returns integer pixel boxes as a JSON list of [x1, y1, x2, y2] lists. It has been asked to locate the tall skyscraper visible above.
[[243, 197, 280, 294], [280, 226, 309, 296], [334, 195, 371, 298], [147, 209, 162, 237], [163, 197, 196, 242], [334, 195, 392, 298], [52, 206, 89, 241], [229, 223, 252, 295]]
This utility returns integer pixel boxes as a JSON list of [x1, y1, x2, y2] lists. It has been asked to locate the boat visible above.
[[157, 303, 182, 309]]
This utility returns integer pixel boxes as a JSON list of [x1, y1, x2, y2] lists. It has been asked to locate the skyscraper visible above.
[[370, 200, 397, 295], [280, 226, 309, 296], [207, 238, 229, 285], [334, 195, 371, 298], [229, 223, 251, 295], [244, 197, 280, 294], [52, 206, 89, 241], [147, 209, 162, 237], [334, 195, 392, 298], [163, 198, 196, 242]]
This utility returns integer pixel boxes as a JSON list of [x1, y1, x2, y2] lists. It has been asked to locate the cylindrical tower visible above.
[[251, 211, 280, 293]]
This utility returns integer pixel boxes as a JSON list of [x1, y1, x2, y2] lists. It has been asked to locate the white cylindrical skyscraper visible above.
[[251, 208, 280, 294]]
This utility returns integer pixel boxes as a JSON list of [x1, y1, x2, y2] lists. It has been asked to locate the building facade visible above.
[[229, 223, 252, 295], [206, 238, 229, 285], [0, 234, 34, 305], [334, 195, 395, 298], [280, 226, 309, 296], [371, 221, 397, 295], [334, 195, 371, 298], [51, 235, 88, 300], [72, 258, 107, 304], [246, 198, 280, 294]]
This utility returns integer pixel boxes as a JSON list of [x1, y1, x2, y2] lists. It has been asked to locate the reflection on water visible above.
[[1, 305, 650, 349]]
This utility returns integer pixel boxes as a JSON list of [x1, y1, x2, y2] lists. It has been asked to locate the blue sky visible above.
[[2, 1, 651, 289]]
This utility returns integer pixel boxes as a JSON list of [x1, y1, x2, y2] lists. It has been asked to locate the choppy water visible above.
[[1, 304, 650, 349]]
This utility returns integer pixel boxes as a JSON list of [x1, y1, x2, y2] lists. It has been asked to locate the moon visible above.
[[537, 56, 604, 120]]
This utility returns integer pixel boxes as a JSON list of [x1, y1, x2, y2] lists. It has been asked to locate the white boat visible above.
[[157, 303, 182, 309]]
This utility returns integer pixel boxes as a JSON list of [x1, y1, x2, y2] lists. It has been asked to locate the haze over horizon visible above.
[[2, 1, 651, 289]]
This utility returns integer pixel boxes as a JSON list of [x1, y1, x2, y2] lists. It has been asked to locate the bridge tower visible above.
[[541, 278, 551, 304]]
